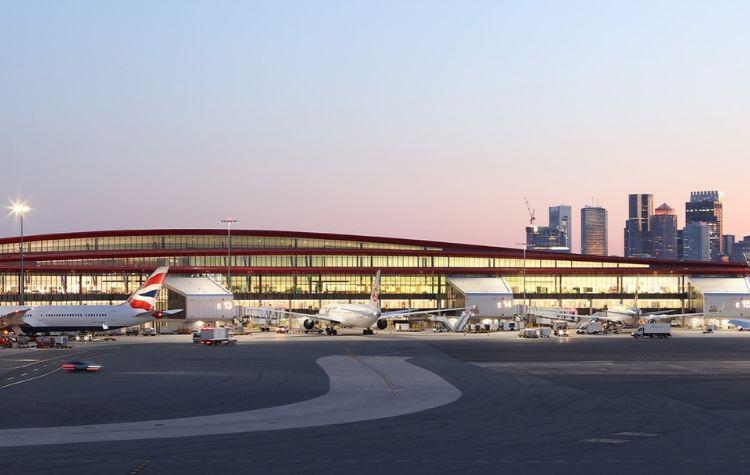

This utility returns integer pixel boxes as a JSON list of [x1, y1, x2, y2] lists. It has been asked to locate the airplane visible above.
[[0, 266, 182, 334], [581, 306, 703, 328], [246, 271, 475, 335]]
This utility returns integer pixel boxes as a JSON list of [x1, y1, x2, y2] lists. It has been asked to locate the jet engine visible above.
[[376, 319, 388, 330], [302, 318, 316, 330]]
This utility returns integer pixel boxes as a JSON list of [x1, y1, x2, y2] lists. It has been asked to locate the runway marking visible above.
[[1, 367, 62, 390], [612, 432, 658, 437], [0, 355, 461, 447], [345, 347, 399, 396], [127, 460, 151, 474], [580, 438, 629, 444]]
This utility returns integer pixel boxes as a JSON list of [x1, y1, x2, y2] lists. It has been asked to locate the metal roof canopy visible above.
[[688, 277, 750, 295], [164, 276, 232, 297], [447, 277, 514, 318], [688, 276, 750, 318], [163, 276, 234, 321], [447, 277, 513, 295]]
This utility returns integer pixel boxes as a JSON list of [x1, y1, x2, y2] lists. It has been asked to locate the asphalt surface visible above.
[[2, 331, 750, 474]]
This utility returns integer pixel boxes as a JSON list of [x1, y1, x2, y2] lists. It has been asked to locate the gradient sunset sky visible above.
[[2, 1, 749, 255]]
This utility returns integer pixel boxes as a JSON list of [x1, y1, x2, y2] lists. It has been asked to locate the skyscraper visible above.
[[526, 225, 568, 251], [581, 205, 608, 256], [683, 222, 711, 261], [730, 236, 750, 263], [624, 194, 653, 257], [685, 190, 724, 261], [723, 235, 736, 260], [549, 205, 572, 251], [525, 205, 572, 253], [650, 203, 678, 259]]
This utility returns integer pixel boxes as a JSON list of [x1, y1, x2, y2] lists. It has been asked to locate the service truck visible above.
[[576, 321, 603, 335], [519, 328, 540, 338], [632, 323, 671, 339], [200, 327, 236, 346]]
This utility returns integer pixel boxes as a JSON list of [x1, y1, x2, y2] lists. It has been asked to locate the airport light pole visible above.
[[220, 217, 237, 291], [515, 241, 529, 315], [8, 200, 30, 306]]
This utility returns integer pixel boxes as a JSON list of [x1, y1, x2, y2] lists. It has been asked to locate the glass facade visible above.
[[0, 230, 745, 315]]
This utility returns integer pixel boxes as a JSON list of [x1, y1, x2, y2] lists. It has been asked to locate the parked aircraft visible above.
[[247, 271, 474, 335], [0, 267, 181, 334], [581, 306, 703, 327]]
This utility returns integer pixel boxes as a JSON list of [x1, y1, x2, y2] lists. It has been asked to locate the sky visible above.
[[1, 1, 749, 255]]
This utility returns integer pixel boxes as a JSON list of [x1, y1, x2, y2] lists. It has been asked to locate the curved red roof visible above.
[[0, 228, 746, 275]]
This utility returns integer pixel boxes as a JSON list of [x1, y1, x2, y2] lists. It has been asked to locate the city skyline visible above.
[[3, 1, 750, 254]]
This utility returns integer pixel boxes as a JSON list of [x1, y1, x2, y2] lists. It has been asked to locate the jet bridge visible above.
[[516, 305, 580, 325], [163, 276, 234, 321]]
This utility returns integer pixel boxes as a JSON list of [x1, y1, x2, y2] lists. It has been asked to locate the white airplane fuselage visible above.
[[317, 304, 381, 329], [10, 304, 154, 332]]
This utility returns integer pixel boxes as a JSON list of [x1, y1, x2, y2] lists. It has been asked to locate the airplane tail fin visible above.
[[369, 270, 381, 308], [126, 266, 169, 311]]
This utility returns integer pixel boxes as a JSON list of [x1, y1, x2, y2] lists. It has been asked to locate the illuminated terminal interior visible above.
[[1, 230, 748, 327]]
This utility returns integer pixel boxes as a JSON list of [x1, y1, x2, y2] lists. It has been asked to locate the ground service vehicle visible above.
[[632, 323, 671, 339], [519, 328, 540, 338], [577, 321, 604, 334], [200, 328, 236, 346]]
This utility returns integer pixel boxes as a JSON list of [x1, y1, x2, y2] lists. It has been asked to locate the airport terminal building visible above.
[[1, 229, 749, 326]]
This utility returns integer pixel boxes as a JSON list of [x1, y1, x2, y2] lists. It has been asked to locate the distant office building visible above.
[[686, 191, 724, 261], [683, 222, 711, 261], [677, 229, 684, 259], [526, 226, 567, 251], [549, 205, 572, 251], [581, 206, 608, 256], [525, 205, 572, 252], [650, 203, 678, 259], [730, 236, 750, 263], [723, 235, 735, 260], [624, 194, 653, 257]]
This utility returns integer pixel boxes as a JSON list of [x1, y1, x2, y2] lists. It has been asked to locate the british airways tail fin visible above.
[[126, 266, 169, 311]]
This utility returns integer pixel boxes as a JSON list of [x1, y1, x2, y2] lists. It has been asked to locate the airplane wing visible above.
[[728, 319, 750, 330], [379, 306, 475, 319], [243, 307, 341, 324], [645, 312, 703, 321], [135, 309, 184, 318], [643, 310, 675, 316]]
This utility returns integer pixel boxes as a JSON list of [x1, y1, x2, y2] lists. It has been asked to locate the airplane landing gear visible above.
[[362, 329, 374, 335], [325, 327, 338, 336]]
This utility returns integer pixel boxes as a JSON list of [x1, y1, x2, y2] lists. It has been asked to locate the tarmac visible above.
[[1, 330, 750, 474]]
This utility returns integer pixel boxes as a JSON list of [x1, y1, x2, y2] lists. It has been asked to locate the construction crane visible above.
[[524, 196, 536, 227]]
